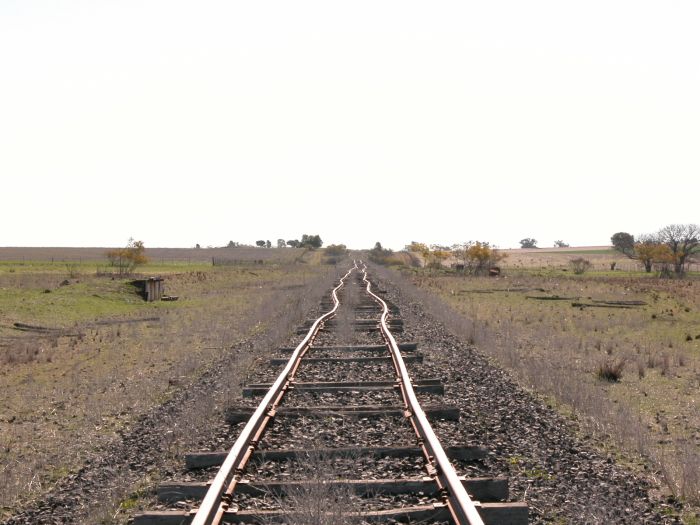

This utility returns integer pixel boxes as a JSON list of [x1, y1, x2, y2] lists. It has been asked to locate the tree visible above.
[[105, 238, 148, 275], [635, 238, 672, 273], [406, 242, 431, 267], [520, 238, 538, 249], [613, 227, 698, 274], [287, 239, 300, 248], [453, 241, 507, 275], [369, 242, 393, 264], [277, 239, 286, 248], [265, 240, 272, 248], [656, 223, 700, 275], [255, 240, 266, 247], [227, 240, 239, 248], [611, 232, 636, 258], [195, 243, 201, 249], [554, 240, 569, 248], [299, 234, 322, 249], [612, 232, 654, 271], [427, 249, 450, 269], [407, 242, 429, 255], [325, 244, 348, 256]]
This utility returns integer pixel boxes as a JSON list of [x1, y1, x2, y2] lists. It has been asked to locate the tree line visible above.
[[253, 234, 323, 249], [369, 241, 506, 275], [611, 223, 699, 276]]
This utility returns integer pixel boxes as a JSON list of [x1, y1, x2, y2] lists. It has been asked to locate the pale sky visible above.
[[1, 1, 698, 250]]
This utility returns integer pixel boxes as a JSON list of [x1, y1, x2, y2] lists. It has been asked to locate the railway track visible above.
[[134, 262, 528, 524]]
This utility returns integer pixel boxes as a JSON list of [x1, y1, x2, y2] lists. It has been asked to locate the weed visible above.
[[596, 359, 626, 382]]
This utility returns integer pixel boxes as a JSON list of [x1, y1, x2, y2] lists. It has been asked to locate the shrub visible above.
[[596, 359, 625, 382], [105, 238, 148, 275], [569, 257, 592, 275], [368, 242, 393, 265]]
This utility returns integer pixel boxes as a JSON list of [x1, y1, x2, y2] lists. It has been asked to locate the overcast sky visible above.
[[1, 1, 698, 250]]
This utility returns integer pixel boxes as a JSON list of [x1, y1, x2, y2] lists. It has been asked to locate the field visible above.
[[0, 248, 333, 518], [0, 246, 306, 263], [394, 247, 700, 513], [500, 245, 700, 273]]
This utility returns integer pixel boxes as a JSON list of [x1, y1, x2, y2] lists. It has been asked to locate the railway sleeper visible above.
[[266, 354, 423, 366], [303, 318, 404, 325], [225, 405, 460, 424], [157, 476, 509, 503], [185, 445, 488, 470], [296, 325, 404, 334], [321, 299, 396, 308], [278, 343, 418, 353], [185, 444, 487, 469], [242, 378, 442, 397], [134, 502, 527, 525]]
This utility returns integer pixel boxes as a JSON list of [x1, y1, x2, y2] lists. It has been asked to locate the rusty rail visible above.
[[360, 262, 485, 525], [190, 264, 358, 525]]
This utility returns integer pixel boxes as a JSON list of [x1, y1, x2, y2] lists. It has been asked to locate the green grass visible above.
[[0, 259, 211, 276], [0, 279, 175, 330]]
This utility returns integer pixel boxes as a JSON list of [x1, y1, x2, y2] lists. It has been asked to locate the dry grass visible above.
[[263, 453, 360, 525], [596, 359, 626, 382], [374, 263, 700, 511], [0, 260, 337, 518]]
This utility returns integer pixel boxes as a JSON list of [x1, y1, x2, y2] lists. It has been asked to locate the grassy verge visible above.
[[0, 259, 334, 518], [390, 266, 700, 521]]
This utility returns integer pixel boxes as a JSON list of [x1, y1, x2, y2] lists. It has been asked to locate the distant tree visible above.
[[226, 240, 239, 248], [613, 230, 686, 274], [554, 240, 569, 248], [287, 239, 300, 248], [369, 242, 392, 264], [656, 223, 700, 275], [427, 249, 450, 269], [611, 232, 636, 258], [266, 240, 272, 248], [299, 234, 323, 249], [453, 241, 507, 275], [325, 244, 348, 256], [520, 238, 538, 249], [406, 242, 429, 255], [634, 237, 672, 273], [255, 240, 266, 247], [405, 242, 431, 267], [195, 243, 201, 249], [277, 239, 286, 248], [105, 238, 148, 275]]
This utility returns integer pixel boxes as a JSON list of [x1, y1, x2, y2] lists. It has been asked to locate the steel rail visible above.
[[360, 262, 485, 525], [191, 263, 358, 525]]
